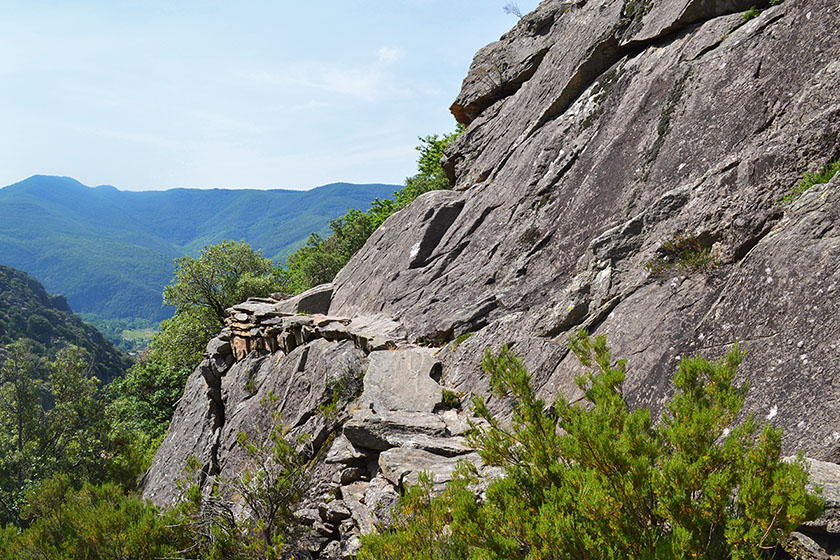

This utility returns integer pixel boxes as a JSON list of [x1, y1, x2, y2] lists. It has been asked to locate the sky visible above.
[[0, 0, 538, 191]]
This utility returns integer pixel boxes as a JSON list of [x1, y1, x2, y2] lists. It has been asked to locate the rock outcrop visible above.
[[144, 0, 840, 557]]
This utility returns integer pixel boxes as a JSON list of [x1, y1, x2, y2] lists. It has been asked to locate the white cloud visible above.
[[377, 46, 403, 64], [241, 45, 412, 102]]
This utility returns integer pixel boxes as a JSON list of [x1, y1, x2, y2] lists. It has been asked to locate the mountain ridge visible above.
[[0, 175, 398, 320]]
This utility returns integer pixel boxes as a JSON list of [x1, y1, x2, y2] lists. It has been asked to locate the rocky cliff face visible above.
[[143, 1, 840, 558]]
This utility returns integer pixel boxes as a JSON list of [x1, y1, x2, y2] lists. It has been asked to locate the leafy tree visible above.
[[163, 239, 280, 326], [359, 333, 823, 560], [0, 344, 117, 526], [45, 346, 109, 484], [110, 240, 281, 443], [0, 341, 45, 525]]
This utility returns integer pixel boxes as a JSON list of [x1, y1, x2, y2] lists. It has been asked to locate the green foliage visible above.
[[441, 389, 462, 409], [646, 231, 716, 276], [163, 239, 280, 325], [319, 363, 365, 421], [0, 342, 117, 526], [110, 240, 281, 441], [743, 6, 760, 20], [174, 408, 311, 559], [451, 331, 475, 349], [280, 125, 464, 294], [80, 315, 158, 353], [780, 157, 840, 204], [357, 471, 471, 560], [360, 334, 823, 560], [0, 265, 131, 383], [0, 474, 185, 559]]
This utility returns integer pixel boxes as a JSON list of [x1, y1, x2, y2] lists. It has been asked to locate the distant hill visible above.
[[0, 265, 131, 383], [0, 175, 397, 321]]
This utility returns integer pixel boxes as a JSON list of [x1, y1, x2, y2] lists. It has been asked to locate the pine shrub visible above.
[[359, 332, 823, 559]]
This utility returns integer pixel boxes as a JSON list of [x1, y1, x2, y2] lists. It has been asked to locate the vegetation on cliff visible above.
[[358, 334, 822, 560], [1, 331, 821, 558]]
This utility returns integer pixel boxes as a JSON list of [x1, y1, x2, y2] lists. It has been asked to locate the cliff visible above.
[[143, 1, 840, 558]]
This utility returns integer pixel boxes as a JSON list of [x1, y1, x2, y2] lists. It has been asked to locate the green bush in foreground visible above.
[[360, 333, 822, 560]]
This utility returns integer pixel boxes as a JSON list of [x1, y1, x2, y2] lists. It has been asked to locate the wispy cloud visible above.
[[242, 46, 411, 102]]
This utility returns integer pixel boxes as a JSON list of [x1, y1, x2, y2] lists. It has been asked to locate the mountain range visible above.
[[0, 175, 397, 321]]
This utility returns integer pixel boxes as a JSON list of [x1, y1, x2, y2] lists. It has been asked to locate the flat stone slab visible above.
[[361, 348, 442, 413], [275, 283, 333, 315], [378, 447, 482, 490], [325, 433, 367, 465], [343, 409, 446, 451], [797, 457, 840, 534]]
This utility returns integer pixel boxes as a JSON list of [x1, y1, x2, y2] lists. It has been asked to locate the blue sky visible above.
[[0, 1, 538, 191]]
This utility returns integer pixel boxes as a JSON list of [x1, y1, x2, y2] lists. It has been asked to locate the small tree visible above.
[[174, 399, 310, 560], [504, 2, 523, 18], [163, 239, 280, 326], [359, 332, 823, 559]]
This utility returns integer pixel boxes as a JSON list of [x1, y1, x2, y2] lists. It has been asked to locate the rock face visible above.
[[144, 1, 840, 558]]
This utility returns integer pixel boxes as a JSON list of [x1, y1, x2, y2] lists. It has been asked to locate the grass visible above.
[[452, 332, 475, 350], [780, 158, 840, 204], [441, 389, 462, 410], [743, 6, 760, 20], [646, 232, 716, 276]]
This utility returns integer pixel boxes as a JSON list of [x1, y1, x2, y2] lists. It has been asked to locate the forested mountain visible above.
[[0, 265, 130, 383], [0, 175, 396, 321]]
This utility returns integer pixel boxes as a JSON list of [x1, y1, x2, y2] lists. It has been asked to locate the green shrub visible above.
[[743, 6, 760, 20], [441, 388, 462, 409], [780, 157, 840, 204], [359, 333, 823, 560], [646, 231, 716, 276], [0, 474, 185, 559]]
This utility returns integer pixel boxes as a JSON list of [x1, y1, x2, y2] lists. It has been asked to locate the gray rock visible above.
[[319, 500, 351, 523], [364, 476, 400, 527], [295, 508, 320, 526], [378, 447, 483, 490], [360, 348, 442, 413], [339, 467, 367, 485], [799, 457, 840, 535], [330, 0, 840, 462], [325, 433, 368, 466], [205, 337, 231, 358], [343, 408, 447, 451], [143, 1, 840, 555], [781, 532, 831, 560], [230, 299, 279, 317], [275, 283, 334, 315], [441, 409, 472, 437]]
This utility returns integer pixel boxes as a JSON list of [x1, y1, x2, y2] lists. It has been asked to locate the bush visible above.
[[359, 332, 823, 560], [780, 157, 840, 204], [0, 474, 185, 559]]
